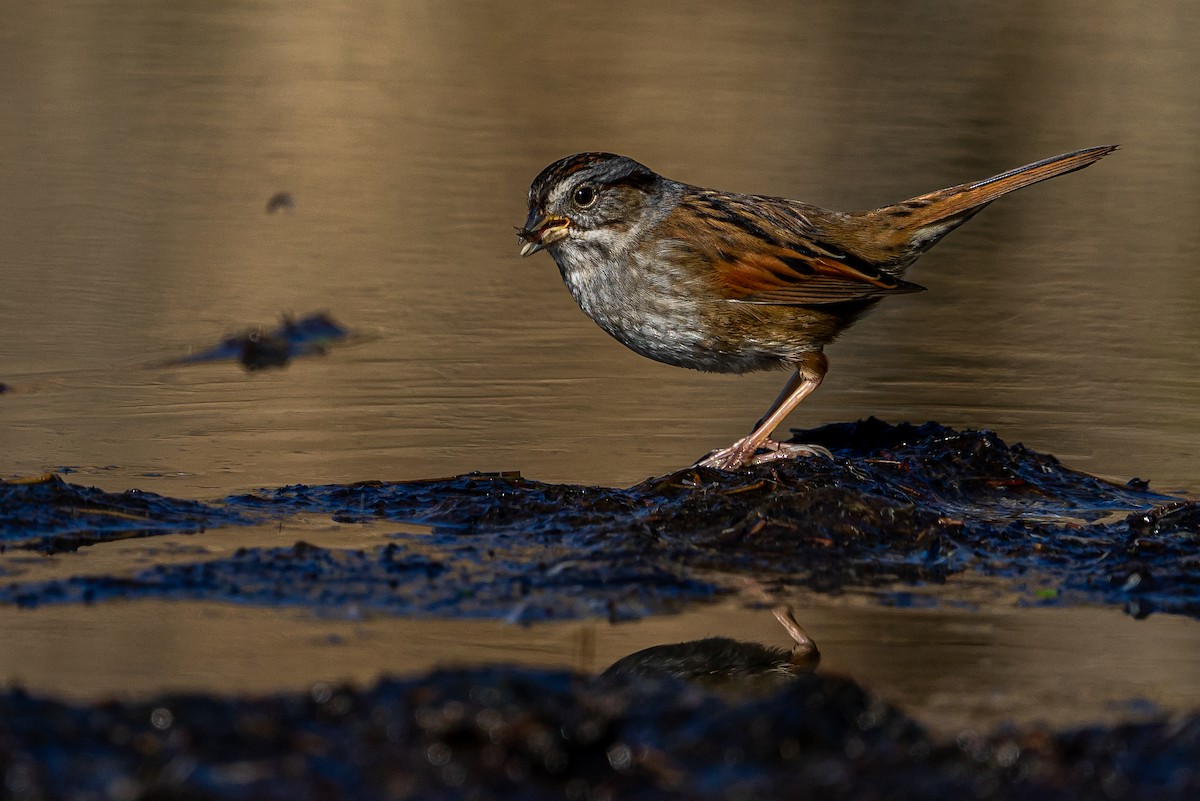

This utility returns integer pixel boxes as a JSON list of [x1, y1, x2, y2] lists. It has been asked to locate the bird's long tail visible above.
[[842, 145, 1117, 265]]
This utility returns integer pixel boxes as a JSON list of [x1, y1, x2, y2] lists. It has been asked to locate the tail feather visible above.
[[896, 144, 1118, 227], [839, 145, 1118, 266]]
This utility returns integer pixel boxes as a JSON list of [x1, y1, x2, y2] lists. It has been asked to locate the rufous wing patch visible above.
[[714, 247, 925, 305]]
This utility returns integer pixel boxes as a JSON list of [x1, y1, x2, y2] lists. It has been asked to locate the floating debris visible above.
[[161, 312, 348, 370], [265, 190, 295, 213]]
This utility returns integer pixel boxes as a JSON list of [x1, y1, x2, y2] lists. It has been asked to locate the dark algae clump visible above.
[[1, 539, 719, 621], [5, 420, 1200, 620], [0, 474, 253, 554], [2, 668, 1199, 800], [160, 311, 349, 371]]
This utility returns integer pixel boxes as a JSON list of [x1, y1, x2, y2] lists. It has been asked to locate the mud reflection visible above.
[[604, 606, 820, 689]]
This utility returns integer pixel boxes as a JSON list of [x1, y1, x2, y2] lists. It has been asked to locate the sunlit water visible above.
[[2, 1, 1199, 729]]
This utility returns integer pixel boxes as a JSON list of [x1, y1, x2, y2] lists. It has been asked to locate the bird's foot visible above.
[[750, 440, 834, 465], [695, 437, 833, 470]]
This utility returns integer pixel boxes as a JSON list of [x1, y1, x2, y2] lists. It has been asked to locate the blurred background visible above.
[[2, 1, 1197, 496]]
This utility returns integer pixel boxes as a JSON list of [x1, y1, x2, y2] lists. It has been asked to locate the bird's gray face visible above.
[[518, 153, 661, 259]]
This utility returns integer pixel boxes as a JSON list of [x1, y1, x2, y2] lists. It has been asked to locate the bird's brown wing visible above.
[[666, 191, 925, 306], [715, 248, 925, 304]]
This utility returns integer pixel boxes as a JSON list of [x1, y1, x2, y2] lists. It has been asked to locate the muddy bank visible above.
[[2, 666, 1198, 800], [4, 419, 1200, 798], [4, 420, 1198, 621], [0, 475, 251, 554]]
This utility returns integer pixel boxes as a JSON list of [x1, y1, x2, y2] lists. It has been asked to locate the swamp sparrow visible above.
[[518, 145, 1117, 469]]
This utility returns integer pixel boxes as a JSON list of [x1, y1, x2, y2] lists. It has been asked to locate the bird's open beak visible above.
[[517, 213, 570, 257]]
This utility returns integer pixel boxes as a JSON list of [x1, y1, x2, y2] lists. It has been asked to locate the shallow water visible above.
[[3, 517, 1198, 737], [4, 589, 1199, 738], [2, 0, 1200, 734]]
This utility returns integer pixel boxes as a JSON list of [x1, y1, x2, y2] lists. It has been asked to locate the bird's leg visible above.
[[696, 351, 830, 470], [753, 367, 808, 432], [772, 605, 821, 671]]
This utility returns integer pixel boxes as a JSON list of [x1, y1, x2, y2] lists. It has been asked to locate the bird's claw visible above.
[[695, 438, 833, 470]]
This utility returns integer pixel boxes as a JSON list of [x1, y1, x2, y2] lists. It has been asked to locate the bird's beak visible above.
[[517, 212, 570, 257]]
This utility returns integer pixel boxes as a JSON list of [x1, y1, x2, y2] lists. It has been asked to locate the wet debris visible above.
[[265, 191, 295, 213], [0, 474, 252, 554], [218, 420, 1198, 619], [0, 539, 720, 622], [1, 666, 1198, 800], [160, 312, 348, 370], [4, 420, 1200, 620], [5, 420, 1200, 797]]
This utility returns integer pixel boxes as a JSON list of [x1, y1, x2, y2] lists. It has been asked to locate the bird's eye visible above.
[[572, 185, 597, 208]]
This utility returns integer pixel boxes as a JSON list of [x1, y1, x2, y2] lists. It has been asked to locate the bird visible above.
[[517, 145, 1117, 469]]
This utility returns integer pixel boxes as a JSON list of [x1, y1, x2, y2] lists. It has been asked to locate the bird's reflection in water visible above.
[[603, 606, 819, 690]]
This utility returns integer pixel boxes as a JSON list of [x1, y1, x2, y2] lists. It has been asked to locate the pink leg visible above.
[[696, 351, 830, 470], [772, 605, 820, 671]]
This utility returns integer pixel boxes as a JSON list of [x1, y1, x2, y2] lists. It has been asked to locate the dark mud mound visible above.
[[5, 420, 1200, 620], [2, 667, 1198, 801], [222, 420, 1198, 618], [230, 471, 641, 531], [0, 474, 251, 553]]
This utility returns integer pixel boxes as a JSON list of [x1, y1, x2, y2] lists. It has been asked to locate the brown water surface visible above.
[[2, 1, 1199, 730]]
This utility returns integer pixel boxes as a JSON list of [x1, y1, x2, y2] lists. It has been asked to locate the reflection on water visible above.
[[1, 590, 1197, 736], [603, 605, 821, 686], [2, 1, 1199, 730]]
